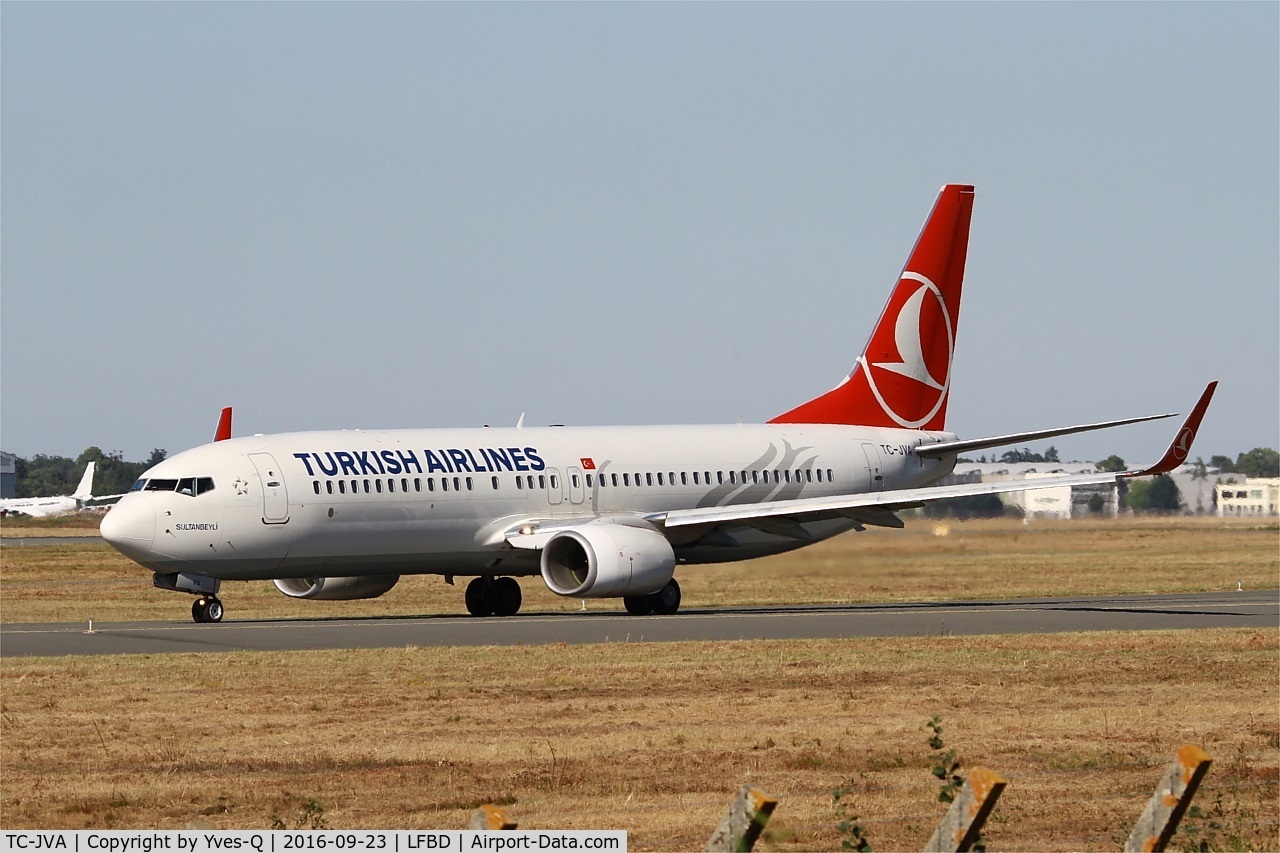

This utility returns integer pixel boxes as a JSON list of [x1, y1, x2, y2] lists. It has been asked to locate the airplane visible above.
[[0, 461, 100, 518], [99, 184, 1217, 624]]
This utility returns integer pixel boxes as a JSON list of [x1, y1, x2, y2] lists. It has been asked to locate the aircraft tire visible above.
[[192, 597, 225, 623], [464, 577, 494, 617], [205, 598, 225, 623], [623, 595, 654, 616], [492, 577, 522, 617], [650, 579, 681, 615]]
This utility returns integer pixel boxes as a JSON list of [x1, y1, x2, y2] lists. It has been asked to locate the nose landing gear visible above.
[[153, 572, 225, 623], [191, 596, 225, 623]]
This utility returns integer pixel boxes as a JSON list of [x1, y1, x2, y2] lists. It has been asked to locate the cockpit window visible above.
[[130, 479, 148, 492], [143, 477, 216, 496]]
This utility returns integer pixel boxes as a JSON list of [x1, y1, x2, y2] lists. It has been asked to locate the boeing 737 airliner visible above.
[[100, 185, 1217, 623]]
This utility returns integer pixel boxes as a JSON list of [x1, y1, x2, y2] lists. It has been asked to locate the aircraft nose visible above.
[[100, 498, 155, 555]]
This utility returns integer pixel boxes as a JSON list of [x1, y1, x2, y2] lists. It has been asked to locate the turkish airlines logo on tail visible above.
[[862, 272, 955, 429]]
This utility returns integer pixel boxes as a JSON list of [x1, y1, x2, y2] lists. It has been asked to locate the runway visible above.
[[1, 590, 1274, 657]]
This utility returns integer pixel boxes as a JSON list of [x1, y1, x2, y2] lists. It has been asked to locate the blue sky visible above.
[[3, 2, 1277, 465]]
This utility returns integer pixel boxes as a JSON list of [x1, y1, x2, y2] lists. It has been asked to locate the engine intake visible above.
[[540, 523, 675, 598], [274, 575, 400, 600]]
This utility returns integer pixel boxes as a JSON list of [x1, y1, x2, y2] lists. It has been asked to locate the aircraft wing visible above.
[[656, 382, 1217, 533], [914, 413, 1175, 460], [504, 383, 1215, 547]]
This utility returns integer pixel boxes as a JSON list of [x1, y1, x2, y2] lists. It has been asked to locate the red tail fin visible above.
[[770, 184, 974, 429]]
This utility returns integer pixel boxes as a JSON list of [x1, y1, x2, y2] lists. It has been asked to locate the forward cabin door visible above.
[[249, 452, 291, 524]]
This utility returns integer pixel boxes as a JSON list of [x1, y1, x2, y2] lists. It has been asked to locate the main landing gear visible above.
[[465, 576, 523, 617], [192, 596, 224, 623], [623, 578, 681, 616]]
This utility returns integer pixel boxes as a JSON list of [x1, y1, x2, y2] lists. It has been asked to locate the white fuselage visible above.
[[0, 495, 80, 518], [102, 423, 956, 582]]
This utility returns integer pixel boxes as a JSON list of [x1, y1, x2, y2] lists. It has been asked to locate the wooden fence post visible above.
[[923, 766, 1007, 853], [705, 785, 777, 852], [1124, 744, 1213, 853], [468, 804, 518, 831]]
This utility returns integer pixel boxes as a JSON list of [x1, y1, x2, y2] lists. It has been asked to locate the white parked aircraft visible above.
[[100, 185, 1217, 623], [0, 462, 98, 518]]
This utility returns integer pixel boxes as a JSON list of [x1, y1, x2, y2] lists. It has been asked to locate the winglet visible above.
[[214, 407, 233, 442], [1125, 382, 1217, 477]]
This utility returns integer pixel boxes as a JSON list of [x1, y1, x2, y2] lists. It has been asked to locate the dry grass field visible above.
[[1, 515, 1277, 850], [1, 515, 1275, 623]]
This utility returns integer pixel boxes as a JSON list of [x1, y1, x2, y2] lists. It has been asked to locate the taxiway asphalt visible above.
[[1, 590, 1274, 657]]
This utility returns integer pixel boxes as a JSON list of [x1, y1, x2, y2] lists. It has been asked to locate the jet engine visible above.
[[540, 523, 675, 598], [273, 575, 400, 600]]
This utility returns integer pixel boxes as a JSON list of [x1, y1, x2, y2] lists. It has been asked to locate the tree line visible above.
[[10, 448, 167, 499]]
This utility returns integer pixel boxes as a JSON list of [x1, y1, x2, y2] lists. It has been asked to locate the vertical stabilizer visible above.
[[770, 184, 974, 429], [72, 462, 96, 501]]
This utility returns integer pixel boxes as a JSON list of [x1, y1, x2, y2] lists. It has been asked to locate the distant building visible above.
[[0, 452, 15, 499], [947, 462, 1114, 519], [1215, 478, 1279, 517], [947, 461, 1247, 518]]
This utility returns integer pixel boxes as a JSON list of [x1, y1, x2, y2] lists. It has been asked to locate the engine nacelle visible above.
[[540, 523, 675, 598], [273, 575, 400, 601]]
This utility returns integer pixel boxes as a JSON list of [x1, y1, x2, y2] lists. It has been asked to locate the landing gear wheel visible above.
[[191, 597, 224, 623], [491, 577, 522, 617], [465, 577, 494, 617], [650, 578, 681, 615], [623, 595, 654, 616], [205, 598, 224, 623]]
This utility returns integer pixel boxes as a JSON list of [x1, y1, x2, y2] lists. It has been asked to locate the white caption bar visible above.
[[0, 832, 626, 853]]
